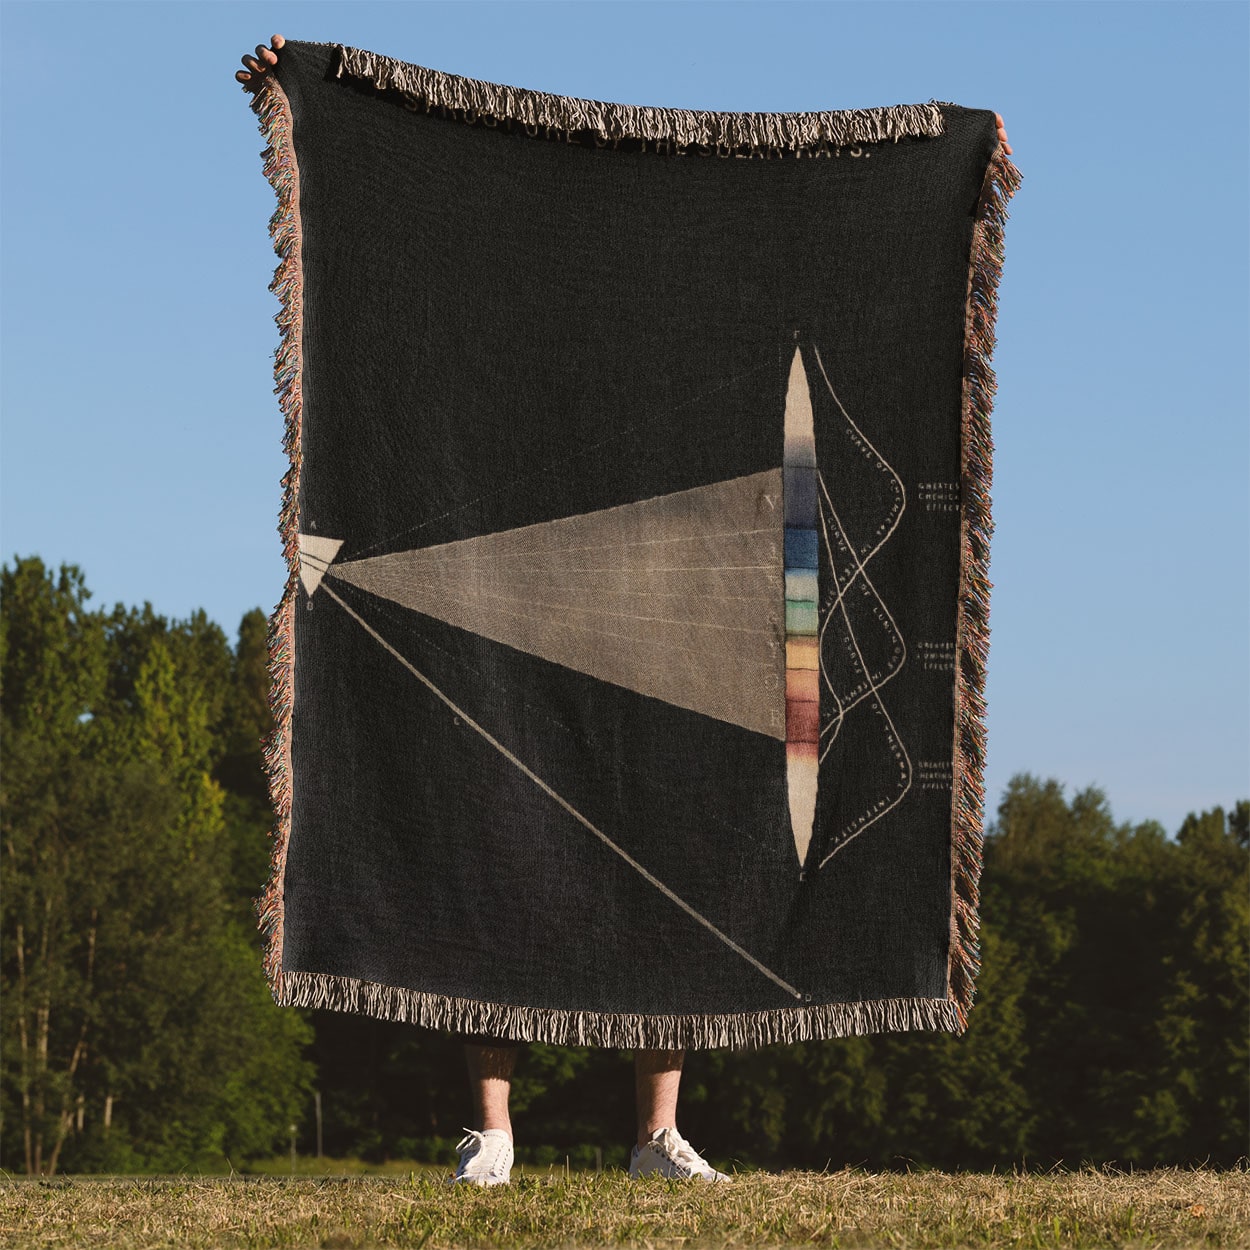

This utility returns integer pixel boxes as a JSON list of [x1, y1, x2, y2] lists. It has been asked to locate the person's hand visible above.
[[994, 113, 1013, 156], [236, 34, 285, 91]]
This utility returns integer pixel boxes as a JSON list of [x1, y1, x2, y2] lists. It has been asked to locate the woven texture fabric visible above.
[[248, 39, 1022, 1049]]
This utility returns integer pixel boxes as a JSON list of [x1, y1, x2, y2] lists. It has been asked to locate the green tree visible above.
[[1, 557, 110, 1172], [979, 775, 1249, 1167], [213, 607, 279, 933], [1140, 802, 1249, 1162], [0, 557, 314, 1173]]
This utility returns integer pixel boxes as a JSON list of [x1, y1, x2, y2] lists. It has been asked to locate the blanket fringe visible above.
[[279, 968, 962, 1050], [247, 75, 305, 1006], [948, 142, 1023, 1029], [330, 43, 946, 152]]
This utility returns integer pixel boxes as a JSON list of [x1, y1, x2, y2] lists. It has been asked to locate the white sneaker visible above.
[[629, 1126, 731, 1180], [451, 1126, 513, 1185]]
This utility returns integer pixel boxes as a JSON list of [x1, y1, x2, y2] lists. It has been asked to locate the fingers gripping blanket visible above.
[[246, 39, 1022, 1049]]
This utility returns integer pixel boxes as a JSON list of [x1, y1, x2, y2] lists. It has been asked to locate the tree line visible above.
[[1, 555, 1245, 1174]]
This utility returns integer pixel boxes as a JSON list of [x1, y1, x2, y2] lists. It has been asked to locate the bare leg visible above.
[[635, 1048, 685, 1147], [463, 1043, 518, 1139]]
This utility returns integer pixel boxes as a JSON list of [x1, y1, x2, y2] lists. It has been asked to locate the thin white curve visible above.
[[812, 492, 913, 866]]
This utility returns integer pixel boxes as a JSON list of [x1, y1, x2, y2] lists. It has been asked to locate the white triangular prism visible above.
[[298, 534, 344, 598]]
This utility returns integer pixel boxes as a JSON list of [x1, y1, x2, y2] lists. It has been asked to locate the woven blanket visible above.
[[247, 39, 1021, 1049]]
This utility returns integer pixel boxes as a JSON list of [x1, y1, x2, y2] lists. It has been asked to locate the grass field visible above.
[[1, 1162, 1247, 1248]]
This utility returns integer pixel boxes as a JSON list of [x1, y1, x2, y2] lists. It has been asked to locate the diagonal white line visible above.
[[815, 477, 907, 736], [811, 344, 906, 508], [814, 472, 905, 638], [478, 525, 780, 559], [317, 580, 804, 1001], [813, 488, 913, 867]]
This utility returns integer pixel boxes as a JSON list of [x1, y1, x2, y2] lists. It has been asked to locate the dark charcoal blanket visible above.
[[247, 39, 1022, 1049]]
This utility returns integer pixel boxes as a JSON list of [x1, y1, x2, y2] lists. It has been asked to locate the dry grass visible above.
[[0, 1164, 1247, 1248]]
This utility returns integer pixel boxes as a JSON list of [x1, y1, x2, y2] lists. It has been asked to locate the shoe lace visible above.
[[664, 1129, 710, 1176], [455, 1127, 508, 1176]]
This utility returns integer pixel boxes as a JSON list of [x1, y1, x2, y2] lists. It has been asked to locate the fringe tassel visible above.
[[948, 143, 1024, 1030], [248, 74, 305, 1008], [330, 43, 947, 152], [279, 968, 962, 1051]]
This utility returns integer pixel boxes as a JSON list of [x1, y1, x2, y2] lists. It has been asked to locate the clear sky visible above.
[[2, 1, 1246, 837]]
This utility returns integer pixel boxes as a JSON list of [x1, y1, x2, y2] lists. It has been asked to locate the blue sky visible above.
[[2, 1, 1246, 837]]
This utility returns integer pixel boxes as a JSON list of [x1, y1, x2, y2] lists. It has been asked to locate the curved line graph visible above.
[[806, 345, 914, 866]]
